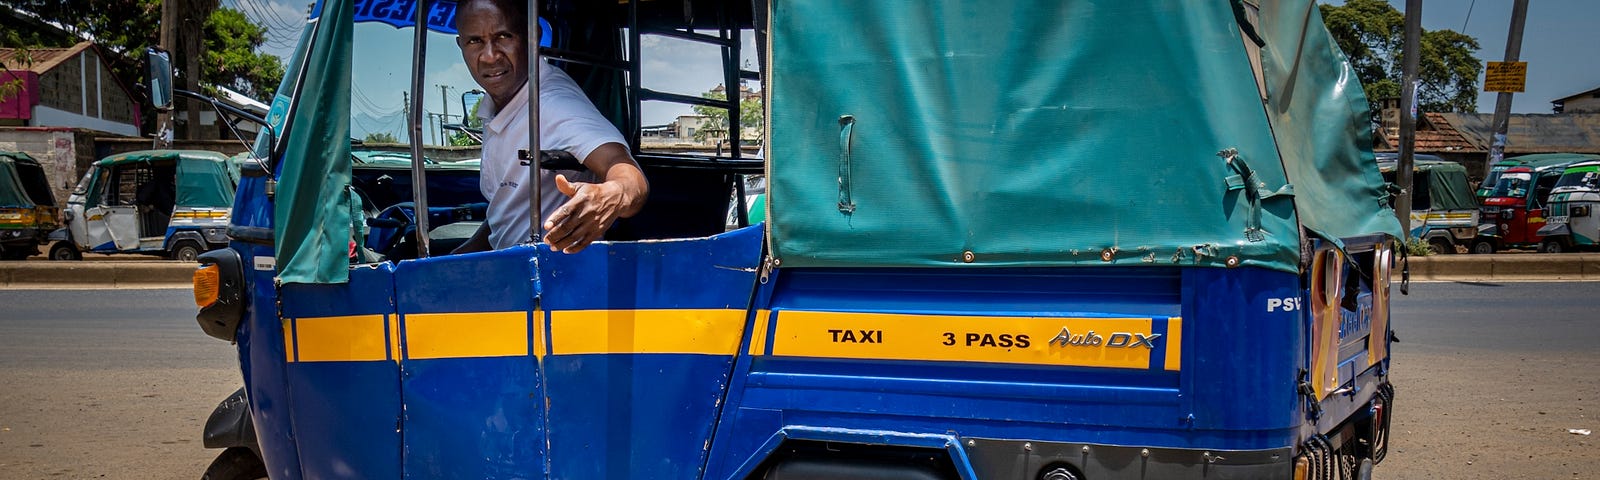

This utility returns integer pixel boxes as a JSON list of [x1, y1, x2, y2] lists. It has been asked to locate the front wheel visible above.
[[1427, 238, 1454, 255], [1469, 240, 1495, 255], [48, 242, 81, 261], [1540, 239, 1566, 254], [170, 241, 203, 262], [201, 447, 267, 480]]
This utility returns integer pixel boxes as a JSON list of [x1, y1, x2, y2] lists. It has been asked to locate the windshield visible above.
[[1553, 167, 1600, 191], [1490, 172, 1533, 198], [1480, 165, 1509, 193]]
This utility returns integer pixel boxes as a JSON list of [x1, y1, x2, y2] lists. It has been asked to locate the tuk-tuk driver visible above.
[[450, 0, 649, 254]]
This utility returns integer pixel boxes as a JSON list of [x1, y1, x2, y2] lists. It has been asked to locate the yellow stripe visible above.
[[388, 313, 402, 363], [283, 318, 296, 362], [770, 311, 1176, 369], [292, 315, 389, 362], [748, 309, 772, 355], [1164, 318, 1183, 371], [550, 309, 746, 355], [404, 311, 530, 360]]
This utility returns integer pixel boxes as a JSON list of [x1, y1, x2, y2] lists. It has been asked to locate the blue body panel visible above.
[[704, 266, 1307, 479], [231, 172, 306, 480], [393, 248, 542, 479], [538, 226, 763, 479]]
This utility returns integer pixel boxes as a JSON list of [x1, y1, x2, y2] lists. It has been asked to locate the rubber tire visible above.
[[201, 447, 267, 480], [170, 241, 203, 262], [1540, 239, 1566, 254], [1469, 240, 1495, 255], [1427, 238, 1454, 255], [48, 242, 81, 261]]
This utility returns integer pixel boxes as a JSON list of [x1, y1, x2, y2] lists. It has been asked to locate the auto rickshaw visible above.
[[185, 1, 1402, 479], [1476, 157, 1524, 201], [1538, 160, 1600, 252], [51, 150, 238, 261], [1472, 153, 1600, 253], [0, 151, 59, 260], [1377, 153, 1478, 254]]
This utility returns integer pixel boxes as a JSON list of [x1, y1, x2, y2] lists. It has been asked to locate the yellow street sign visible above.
[[1484, 61, 1527, 93]]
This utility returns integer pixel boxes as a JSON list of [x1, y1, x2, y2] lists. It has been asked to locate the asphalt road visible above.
[[0, 289, 239, 480], [0, 283, 1596, 479]]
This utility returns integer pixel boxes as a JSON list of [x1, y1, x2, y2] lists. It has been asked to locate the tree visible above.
[[1320, 0, 1482, 115], [364, 132, 399, 144], [690, 86, 764, 144], [204, 7, 283, 99]]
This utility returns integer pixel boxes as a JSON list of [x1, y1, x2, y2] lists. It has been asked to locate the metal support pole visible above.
[[1396, 0, 1422, 235], [528, 0, 543, 245], [408, 0, 433, 257], [1487, 0, 1530, 170]]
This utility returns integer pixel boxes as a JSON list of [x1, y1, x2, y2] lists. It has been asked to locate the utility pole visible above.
[[1487, 0, 1530, 169], [436, 84, 454, 144], [1396, 0, 1421, 235], [401, 91, 410, 143]]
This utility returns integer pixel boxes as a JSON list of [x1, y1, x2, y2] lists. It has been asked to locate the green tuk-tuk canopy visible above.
[[767, 0, 1400, 272], [95, 150, 236, 208], [1508, 153, 1600, 173], [1378, 158, 1476, 211], [0, 151, 43, 208]]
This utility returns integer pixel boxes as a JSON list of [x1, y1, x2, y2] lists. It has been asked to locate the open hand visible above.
[[542, 174, 624, 253]]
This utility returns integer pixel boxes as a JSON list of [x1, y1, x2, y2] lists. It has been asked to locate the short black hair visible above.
[[453, 0, 529, 35]]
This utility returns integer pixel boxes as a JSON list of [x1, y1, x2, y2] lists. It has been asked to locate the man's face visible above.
[[456, 1, 528, 108]]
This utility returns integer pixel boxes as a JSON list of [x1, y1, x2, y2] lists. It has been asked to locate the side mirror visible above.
[[461, 90, 484, 121], [145, 48, 174, 111]]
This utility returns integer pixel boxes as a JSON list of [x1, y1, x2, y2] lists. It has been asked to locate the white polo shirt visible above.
[[478, 63, 627, 250]]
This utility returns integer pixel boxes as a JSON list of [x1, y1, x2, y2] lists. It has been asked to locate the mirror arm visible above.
[[172, 89, 278, 174]]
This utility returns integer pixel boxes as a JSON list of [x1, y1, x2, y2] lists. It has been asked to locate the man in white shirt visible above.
[[451, 0, 648, 254]]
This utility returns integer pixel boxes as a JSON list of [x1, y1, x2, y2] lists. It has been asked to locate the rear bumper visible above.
[[965, 438, 1292, 479]]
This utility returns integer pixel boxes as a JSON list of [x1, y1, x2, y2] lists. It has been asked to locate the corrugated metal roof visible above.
[[1436, 112, 1600, 154], [0, 41, 93, 74]]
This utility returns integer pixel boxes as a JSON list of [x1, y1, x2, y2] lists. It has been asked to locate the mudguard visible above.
[[203, 387, 261, 456], [47, 228, 69, 242], [1536, 223, 1570, 237]]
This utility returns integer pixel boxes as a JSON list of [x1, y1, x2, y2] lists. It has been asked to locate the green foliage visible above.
[[364, 132, 399, 144], [1404, 237, 1434, 256], [204, 7, 285, 99], [445, 100, 483, 146], [1319, 0, 1483, 115], [690, 87, 764, 143]]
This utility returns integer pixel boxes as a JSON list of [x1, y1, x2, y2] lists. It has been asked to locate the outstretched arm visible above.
[[542, 143, 648, 253]]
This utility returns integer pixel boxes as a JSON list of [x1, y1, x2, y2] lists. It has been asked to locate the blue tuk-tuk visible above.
[[186, 1, 1402, 479]]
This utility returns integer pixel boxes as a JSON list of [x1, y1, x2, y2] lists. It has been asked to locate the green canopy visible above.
[[0, 152, 38, 208], [272, 0, 353, 284], [1379, 158, 1475, 211], [767, 0, 1398, 272], [91, 150, 236, 208]]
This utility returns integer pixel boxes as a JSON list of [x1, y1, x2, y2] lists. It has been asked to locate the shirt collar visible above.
[[484, 82, 530, 133]]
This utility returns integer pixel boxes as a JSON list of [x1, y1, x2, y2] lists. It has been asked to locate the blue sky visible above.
[[1384, 0, 1598, 113]]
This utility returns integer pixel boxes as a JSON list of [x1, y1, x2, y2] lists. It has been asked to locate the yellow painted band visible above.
[[283, 318, 296, 362], [403, 311, 530, 360], [550, 309, 746, 355], [292, 315, 388, 362], [770, 311, 1177, 370], [1164, 317, 1183, 371], [748, 309, 772, 355]]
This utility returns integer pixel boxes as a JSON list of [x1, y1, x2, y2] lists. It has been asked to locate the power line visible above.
[[1461, 0, 1476, 32]]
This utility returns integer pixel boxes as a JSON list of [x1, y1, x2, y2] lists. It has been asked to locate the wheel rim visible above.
[[178, 248, 199, 262]]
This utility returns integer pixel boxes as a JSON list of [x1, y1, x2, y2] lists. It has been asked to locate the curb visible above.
[[1404, 253, 1600, 282], [0, 261, 196, 289], [3, 254, 1599, 288]]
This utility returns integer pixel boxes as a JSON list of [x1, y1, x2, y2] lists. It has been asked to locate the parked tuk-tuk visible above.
[[1538, 160, 1600, 252], [0, 151, 59, 260], [184, 1, 1402, 479], [1377, 153, 1478, 254], [51, 150, 238, 261], [1473, 153, 1600, 253], [1476, 157, 1524, 200]]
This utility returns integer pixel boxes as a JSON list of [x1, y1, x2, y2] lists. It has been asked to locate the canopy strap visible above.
[[1221, 148, 1293, 242], [836, 114, 857, 215]]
